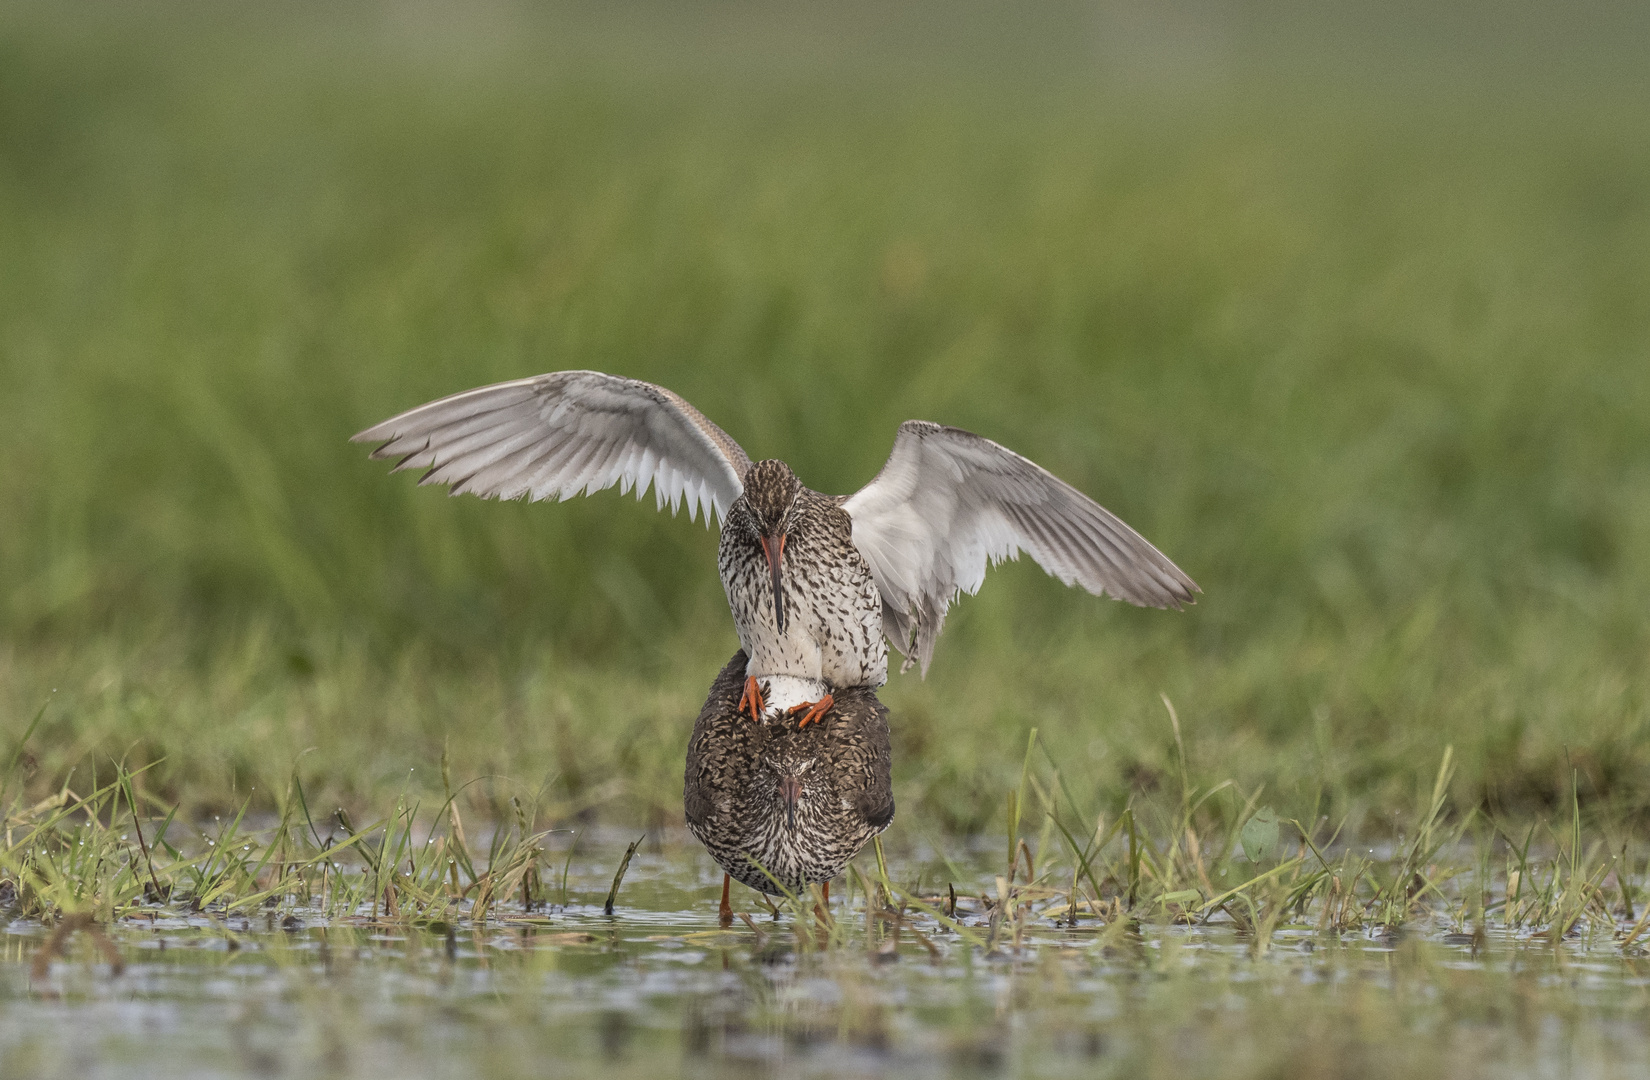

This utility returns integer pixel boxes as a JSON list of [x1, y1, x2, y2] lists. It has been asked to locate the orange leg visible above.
[[813, 880, 831, 924], [738, 676, 767, 720], [719, 873, 733, 929], [786, 694, 835, 728]]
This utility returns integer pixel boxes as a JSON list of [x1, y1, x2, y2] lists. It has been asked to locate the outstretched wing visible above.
[[352, 370, 752, 525], [843, 421, 1197, 674]]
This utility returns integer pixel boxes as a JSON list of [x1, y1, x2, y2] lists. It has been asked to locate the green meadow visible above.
[[4, 2, 1648, 834]]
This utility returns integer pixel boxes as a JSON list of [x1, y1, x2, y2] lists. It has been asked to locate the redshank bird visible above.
[[353, 370, 1197, 721], [683, 649, 894, 926]]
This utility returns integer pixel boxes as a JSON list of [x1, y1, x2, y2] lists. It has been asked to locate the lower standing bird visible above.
[[353, 370, 1198, 719], [684, 649, 893, 927]]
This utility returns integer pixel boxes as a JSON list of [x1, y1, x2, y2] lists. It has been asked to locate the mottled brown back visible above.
[[684, 651, 894, 894]]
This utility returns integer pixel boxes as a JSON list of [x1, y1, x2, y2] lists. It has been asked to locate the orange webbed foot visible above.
[[786, 694, 835, 729], [738, 676, 767, 720]]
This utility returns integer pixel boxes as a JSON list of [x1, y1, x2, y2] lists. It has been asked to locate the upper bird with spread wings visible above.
[[354, 370, 1197, 720]]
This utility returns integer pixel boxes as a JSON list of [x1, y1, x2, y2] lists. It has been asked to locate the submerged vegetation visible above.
[[4, 728, 1646, 955]]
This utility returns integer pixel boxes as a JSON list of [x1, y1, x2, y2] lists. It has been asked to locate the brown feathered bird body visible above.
[[684, 650, 894, 895]]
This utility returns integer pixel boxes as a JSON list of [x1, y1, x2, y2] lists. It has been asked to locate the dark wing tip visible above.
[[370, 436, 431, 468], [351, 416, 407, 445], [1152, 571, 1201, 610]]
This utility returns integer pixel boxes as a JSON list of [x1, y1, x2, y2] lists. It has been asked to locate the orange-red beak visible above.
[[759, 532, 787, 634]]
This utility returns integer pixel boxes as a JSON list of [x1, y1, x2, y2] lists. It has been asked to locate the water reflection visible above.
[[4, 840, 1650, 1080]]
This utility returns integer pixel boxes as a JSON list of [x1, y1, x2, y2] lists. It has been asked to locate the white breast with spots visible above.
[[718, 506, 889, 691]]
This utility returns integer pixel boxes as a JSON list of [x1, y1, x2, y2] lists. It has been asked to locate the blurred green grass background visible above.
[[2, 0, 1648, 832]]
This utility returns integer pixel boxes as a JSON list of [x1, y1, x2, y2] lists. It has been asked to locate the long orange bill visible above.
[[758, 532, 787, 634]]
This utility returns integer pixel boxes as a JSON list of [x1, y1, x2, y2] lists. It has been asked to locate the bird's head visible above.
[[740, 459, 802, 536], [734, 460, 803, 633], [767, 756, 815, 832]]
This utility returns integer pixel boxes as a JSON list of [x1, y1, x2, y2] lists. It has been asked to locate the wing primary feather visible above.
[[441, 425, 558, 493], [518, 434, 580, 499], [389, 439, 433, 474], [556, 436, 608, 502], [1014, 506, 1092, 588]]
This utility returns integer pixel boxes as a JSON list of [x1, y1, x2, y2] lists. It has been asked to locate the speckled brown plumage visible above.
[[684, 650, 894, 895]]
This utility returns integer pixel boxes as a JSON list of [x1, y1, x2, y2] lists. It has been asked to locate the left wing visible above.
[[843, 421, 1198, 675]]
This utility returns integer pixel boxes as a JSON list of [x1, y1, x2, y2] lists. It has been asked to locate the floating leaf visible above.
[[1241, 807, 1280, 863]]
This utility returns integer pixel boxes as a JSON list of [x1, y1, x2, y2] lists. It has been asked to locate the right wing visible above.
[[351, 370, 752, 525]]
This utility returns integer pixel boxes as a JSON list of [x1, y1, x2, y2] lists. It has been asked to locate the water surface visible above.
[[4, 837, 1650, 1080]]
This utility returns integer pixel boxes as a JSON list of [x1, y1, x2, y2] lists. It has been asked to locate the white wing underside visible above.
[[351, 370, 752, 525], [844, 421, 1198, 676]]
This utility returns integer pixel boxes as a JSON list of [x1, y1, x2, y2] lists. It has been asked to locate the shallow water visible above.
[[5, 836, 1650, 1080]]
